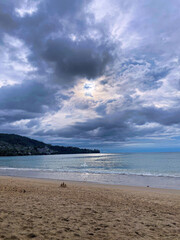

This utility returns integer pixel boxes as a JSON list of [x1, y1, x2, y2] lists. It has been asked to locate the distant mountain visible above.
[[0, 133, 100, 156]]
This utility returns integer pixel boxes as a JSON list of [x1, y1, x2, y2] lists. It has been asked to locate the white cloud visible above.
[[15, 0, 40, 17], [0, 34, 36, 87]]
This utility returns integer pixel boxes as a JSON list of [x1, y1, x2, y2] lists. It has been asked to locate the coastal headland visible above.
[[0, 133, 100, 156]]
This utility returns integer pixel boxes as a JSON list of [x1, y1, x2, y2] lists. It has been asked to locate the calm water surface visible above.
[[0, 153, 180, 189]]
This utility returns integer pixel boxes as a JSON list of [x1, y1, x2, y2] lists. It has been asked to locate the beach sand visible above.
[[0, 177, 180, 240]]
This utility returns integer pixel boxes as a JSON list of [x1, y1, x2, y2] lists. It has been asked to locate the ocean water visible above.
[[0, 152, 180, 189]]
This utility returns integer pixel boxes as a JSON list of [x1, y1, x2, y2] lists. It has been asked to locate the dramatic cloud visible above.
[[0, 81, 59, 113], [1, 0, 180, 151], [43, 38, 113, 84]]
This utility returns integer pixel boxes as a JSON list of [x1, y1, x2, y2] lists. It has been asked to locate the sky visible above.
[[1, 0, 180, 152]]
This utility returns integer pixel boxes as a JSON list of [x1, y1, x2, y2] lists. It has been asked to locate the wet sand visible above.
[[0, 176, 180, 240]]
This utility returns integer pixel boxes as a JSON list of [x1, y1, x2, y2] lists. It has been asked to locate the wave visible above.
[[0, 166, 180, 178]]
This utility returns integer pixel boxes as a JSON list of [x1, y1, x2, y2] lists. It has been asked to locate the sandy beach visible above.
[[0, 177, 180, 240]]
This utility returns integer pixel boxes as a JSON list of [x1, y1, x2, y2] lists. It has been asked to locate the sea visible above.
[[0, 152, 180, 189]]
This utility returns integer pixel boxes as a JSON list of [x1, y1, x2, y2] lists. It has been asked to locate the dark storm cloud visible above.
[[0, 81, 58, 113], [95, 104, 107, 116], [0, 7, 16, 31], [0, 1, 19, 31], [40, 106, 180, 141], [0, 110, 39, 124], [43, 0, 85, 17], [44, 38, 112, 83], [3, 0, 113, 86], [138, 107, 180, 126]]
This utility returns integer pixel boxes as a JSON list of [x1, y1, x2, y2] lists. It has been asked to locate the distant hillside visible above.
[[0, 133, 100, 156]]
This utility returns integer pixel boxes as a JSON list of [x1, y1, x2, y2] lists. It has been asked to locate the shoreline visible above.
[[1, 175, 180, 194], [0, 176, 180, 239], [1, 167, 180, 190]]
